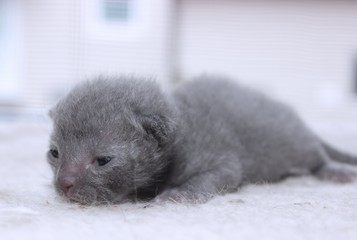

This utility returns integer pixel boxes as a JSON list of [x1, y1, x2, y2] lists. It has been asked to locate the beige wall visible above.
[[178, 0, 357, 117]]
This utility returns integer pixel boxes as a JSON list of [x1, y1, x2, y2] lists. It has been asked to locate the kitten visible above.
[[47, 76, 357, 204]]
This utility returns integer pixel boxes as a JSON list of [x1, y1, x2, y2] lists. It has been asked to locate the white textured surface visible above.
[[0, 118, 357, 240]]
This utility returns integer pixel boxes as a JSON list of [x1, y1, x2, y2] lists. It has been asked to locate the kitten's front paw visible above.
[[154, 189, 210, 204]]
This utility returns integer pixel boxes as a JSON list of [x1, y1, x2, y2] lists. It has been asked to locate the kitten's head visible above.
[[47, 77, 177, 204]]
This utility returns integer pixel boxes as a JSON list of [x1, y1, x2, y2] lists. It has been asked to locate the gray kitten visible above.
[[47, 76, 357, 204]]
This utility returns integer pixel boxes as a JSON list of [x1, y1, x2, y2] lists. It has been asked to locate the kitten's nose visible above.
[[57, 175, 76, 194]]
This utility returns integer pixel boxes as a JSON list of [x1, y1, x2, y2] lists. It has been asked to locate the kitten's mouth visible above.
[[67, 193, 98, 205], [65, 188, 128, 205], [55, 185, 98, 205], [55, 181, 129, 205]]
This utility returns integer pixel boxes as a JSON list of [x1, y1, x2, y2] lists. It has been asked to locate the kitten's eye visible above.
[[96, 156, 112, 166], [50, 149, 59, 158]]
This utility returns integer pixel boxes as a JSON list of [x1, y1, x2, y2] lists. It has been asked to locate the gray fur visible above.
[[47, 76, 357, 204]]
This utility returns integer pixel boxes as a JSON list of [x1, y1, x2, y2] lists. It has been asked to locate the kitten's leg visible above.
[[312, 146, 357, 183], [314, 161, 357, 183], [155, 162, 243, 203]]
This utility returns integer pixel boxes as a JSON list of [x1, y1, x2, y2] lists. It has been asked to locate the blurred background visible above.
[[1, 0, 357, 123]]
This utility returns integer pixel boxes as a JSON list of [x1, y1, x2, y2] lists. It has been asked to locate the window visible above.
[[103, 0, 131, 22], [85, 0, 150, 41]]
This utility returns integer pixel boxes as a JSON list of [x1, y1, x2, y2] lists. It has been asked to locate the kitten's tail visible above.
[[322, 141, 357, 165]]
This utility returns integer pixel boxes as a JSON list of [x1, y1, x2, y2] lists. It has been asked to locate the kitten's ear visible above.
[[140, 115, 176, 148]]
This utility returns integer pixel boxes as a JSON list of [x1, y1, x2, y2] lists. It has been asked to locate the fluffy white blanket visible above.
[[1, 119, 356, 240]]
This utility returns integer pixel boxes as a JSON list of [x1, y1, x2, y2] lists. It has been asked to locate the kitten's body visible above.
[[48, 76, 357, 204]]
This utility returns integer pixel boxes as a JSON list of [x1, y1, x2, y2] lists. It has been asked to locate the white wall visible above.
[[0, 0, 24, 104], [178, 0, 357, 117], [24, 0, 79, 110], [79, 0, 176, 88], [21, 0, 175, 111]]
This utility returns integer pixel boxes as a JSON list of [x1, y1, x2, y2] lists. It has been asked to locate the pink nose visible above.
[[57, 175, 76, 194]]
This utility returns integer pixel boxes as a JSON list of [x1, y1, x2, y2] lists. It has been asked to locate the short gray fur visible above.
[[47, 76, 357, 204]]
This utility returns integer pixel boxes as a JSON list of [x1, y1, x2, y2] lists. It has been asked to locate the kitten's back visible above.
[[171, 76, 323, 183]]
